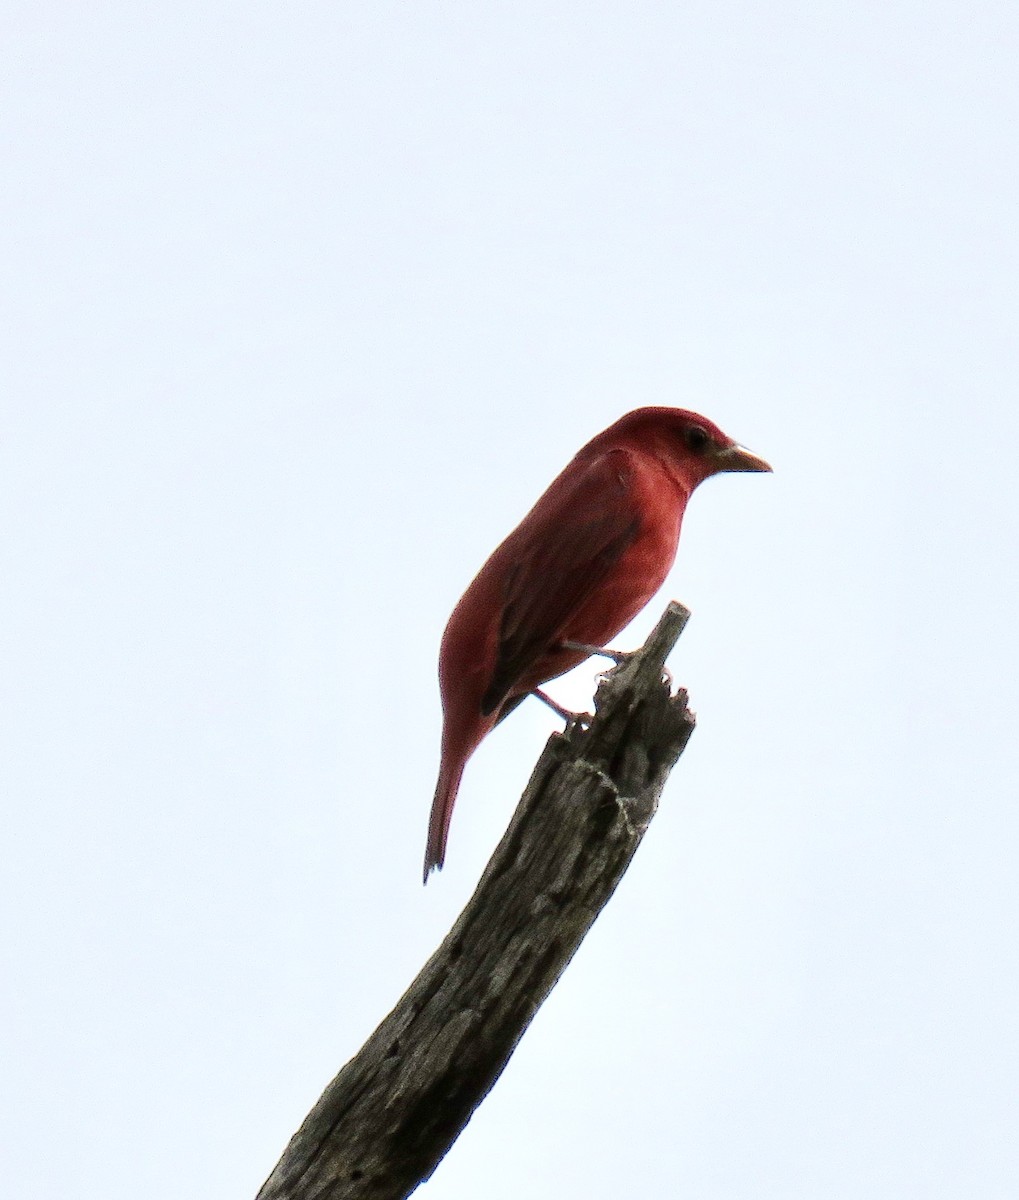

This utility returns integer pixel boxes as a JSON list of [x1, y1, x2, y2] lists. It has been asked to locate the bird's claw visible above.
[[564, 710, 593, 733]]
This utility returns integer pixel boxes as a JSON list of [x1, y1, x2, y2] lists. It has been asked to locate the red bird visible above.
[[424, 407, 771, 881]]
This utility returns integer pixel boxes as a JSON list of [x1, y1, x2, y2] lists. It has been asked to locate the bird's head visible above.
[[604, 407, 772, 492]]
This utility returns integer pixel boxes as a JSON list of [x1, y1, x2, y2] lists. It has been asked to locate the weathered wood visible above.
[[257, 601, 696, 1200]]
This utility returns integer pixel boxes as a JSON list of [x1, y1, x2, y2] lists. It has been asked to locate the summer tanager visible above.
[[424, 407, 770, 881]]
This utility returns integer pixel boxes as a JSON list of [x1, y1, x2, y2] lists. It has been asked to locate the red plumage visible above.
[[424, 407, 770, 881]]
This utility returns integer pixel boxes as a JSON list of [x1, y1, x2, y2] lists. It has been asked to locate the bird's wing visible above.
[[481, 449, 640, 716]]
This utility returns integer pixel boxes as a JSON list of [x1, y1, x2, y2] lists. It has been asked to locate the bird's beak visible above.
[[714, 443, 773, 473]]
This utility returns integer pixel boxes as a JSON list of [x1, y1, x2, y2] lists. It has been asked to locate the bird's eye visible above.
[[684, 425, 710, 454]]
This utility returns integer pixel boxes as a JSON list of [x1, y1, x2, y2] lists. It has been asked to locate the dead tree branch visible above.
[[257, 601, 696, 1200]]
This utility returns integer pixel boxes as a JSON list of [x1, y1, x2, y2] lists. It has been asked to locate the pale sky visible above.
[[3, 3, 1018, 1197]]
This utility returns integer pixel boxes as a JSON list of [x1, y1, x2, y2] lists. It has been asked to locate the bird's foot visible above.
[[532, 689, 592, 731], [559, 639, 634, 666]]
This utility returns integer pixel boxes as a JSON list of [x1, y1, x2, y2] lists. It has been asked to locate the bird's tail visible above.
[[423, 758, 465, 884]]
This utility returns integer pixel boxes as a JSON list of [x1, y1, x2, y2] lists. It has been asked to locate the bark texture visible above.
[[257, 601, 696, 1200]]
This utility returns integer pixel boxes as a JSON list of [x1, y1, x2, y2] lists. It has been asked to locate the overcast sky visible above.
[[3, 3, 1018, 1197]]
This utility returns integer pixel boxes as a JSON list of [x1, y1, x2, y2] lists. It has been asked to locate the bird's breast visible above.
[[546, 459, 688, 659]]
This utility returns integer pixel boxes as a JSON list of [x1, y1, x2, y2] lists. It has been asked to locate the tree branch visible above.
[[257, 601, 696, 1200]]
